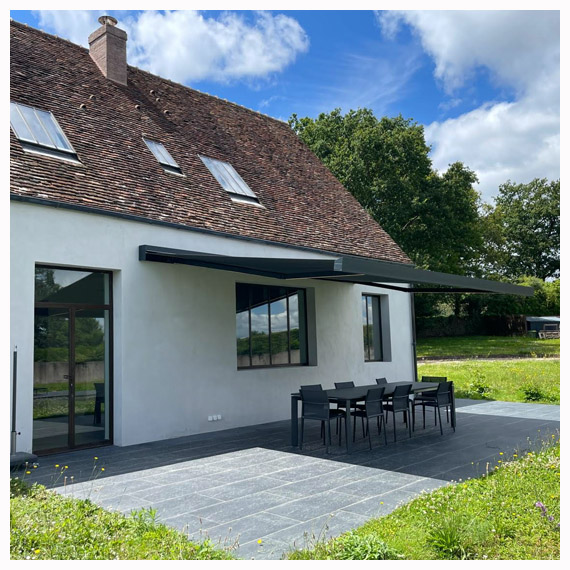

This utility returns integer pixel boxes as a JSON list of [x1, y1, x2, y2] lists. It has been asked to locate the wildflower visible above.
[[26, 471, 31, 475], [257, 539, 263, 544], [101, 467, 105, 471], [55, 464, 59, 468], [34, 549, 40, 554]]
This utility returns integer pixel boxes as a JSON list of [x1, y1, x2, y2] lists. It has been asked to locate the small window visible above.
[[10, 101, 78, 161], [199, 155, 260, 204], [236, 283, 307, 368], [362, 294, 383, 361], [143, 138, 182, 175]]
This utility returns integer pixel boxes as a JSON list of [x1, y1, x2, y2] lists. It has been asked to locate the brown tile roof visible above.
[[10, 20, 412, 265]]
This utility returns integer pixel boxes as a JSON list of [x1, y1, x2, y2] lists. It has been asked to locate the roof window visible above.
[[143, 138, 183, 175], [10, 101, 79, 162], [199, 155, 261, 205]]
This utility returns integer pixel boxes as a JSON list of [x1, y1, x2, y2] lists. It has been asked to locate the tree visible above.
[[483, 179, 560, 280], [289, 109, 484, 276]]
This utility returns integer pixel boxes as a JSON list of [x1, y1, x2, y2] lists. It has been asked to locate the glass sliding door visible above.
[[33, 266, 112, 454], [33, 308, 71, 453]]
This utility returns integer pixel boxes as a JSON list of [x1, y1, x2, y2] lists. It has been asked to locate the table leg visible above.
[[291, 395, 299, 446], [343, 398, 353, 453]]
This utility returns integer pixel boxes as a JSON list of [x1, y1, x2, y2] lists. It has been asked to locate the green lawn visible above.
[[287, 439, 560, 560], [10, 478, 236, 560], [418, 359, 559, 404], [416, 336, 560, 359]]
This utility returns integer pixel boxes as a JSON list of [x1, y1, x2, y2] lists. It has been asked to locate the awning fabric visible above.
[[139, 244, 533, 296]]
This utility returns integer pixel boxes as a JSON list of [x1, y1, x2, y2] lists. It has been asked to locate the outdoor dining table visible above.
[[290, 381, 456, 453]]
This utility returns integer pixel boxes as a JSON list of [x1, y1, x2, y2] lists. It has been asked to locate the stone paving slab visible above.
[[14, 398, 560, 560]]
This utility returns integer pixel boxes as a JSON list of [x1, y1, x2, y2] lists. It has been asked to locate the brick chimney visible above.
[[88, 16, 127, 86]]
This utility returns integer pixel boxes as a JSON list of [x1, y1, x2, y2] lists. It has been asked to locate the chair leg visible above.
[[326, 420, 330, 454], [437, 406, 443, 436], [393, 411, 397, 442], [338, 417, 342, 446], [367, 418, 372, 450], [407, 405, 412, 438], [299, 418, 304, 450], [381, 415, 387, 445]]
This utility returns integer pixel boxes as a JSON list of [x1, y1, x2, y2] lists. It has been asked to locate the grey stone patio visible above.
[[14, 398, 560, 560]]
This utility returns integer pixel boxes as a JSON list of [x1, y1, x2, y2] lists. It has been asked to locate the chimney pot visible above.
[[89, 16, 127, 86]]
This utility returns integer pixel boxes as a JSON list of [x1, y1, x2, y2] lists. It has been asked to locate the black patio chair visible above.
[[412, 381, 455, 435], [299, 387, 345, 453], [383, 383, 412, 442], [300, 384, 324, 436], [351, 387, 387, 449], [334, 381, 366, 436], [375, 377, 388, 385]]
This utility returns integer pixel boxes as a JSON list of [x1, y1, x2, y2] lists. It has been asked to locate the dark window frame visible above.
[[362, 293, 384, 362], [33, 264, 114, 454], [236, 283, 308, 369]]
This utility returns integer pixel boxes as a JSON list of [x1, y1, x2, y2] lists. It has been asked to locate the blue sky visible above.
[[9, 8, 561, 202]]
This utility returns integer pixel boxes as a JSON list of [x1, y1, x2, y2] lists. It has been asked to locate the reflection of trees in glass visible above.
[[35, 267, 62, 301], [236, 283, 306, 366], [34, 268, 106, 364]]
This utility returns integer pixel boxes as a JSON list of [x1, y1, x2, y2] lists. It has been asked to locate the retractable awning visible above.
[[139, 244, 533, 296]]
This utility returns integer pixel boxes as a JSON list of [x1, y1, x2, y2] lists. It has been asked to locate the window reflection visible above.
[[35, 267, 110, 304], [235, 283, 307, 368], [362, 294, 382, 361]]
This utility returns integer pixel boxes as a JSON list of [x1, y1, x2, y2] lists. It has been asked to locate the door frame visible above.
[[33, 265, 114, 455]]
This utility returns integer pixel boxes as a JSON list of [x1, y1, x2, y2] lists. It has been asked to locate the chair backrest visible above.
[[300, 384, 322, 391], [365, 387, 385, 417], [375, 377, 388, 385], [300, 386, 329, 420], [335, 381, 355, 389], [435, 381, 453, 404], [421, 376, 447, 383], [390, 384, 412, 411]]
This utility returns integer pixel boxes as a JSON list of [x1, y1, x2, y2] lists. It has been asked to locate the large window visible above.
[[236, 283, 307, 368], [362, 294, 383, 361]]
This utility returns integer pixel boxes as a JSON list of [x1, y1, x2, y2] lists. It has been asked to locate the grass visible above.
[[416, 335, 560, 359], [10, 477, 236, 560], [286, 438, 560, 560], [418, 359, 560, 404]]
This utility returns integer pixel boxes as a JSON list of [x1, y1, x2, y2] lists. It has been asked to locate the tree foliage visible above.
[[289, 109, 483, 275], [482, 179, 560, 280]]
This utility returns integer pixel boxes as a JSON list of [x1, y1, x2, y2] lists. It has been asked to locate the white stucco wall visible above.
[[10, 202, 415, 451]]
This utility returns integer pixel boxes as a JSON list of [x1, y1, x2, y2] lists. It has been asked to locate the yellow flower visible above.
[[34, 549, 40, 554], [55, 464, 59, 467], [257, 539, 263, 544], [26, 471, 31, 474], [101, 468, 105, 471]]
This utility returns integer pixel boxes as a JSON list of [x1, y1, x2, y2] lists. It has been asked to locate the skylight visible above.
[[199, 155, 260, 204], [10, 101, 78, 161], [143, 138, 182, 175]]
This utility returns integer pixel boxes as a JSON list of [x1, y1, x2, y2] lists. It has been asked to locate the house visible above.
[[10, 17, 532, 457]]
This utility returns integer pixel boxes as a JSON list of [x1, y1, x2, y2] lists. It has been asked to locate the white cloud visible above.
[[35, 10, 309, 84], [377, 10, 560, 200]]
